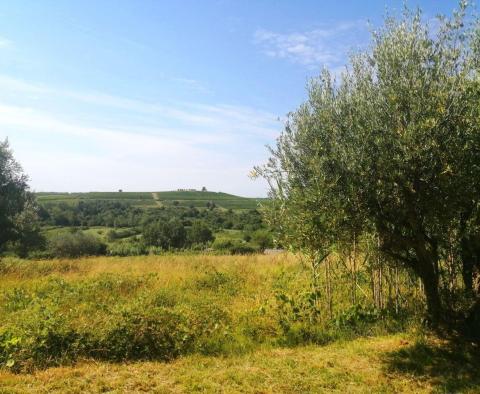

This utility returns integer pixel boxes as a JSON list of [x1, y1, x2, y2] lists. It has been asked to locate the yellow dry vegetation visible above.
[[0, 254, 478, 393]]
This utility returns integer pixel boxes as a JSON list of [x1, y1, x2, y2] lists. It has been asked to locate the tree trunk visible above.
[[394, 266, 399, 314], [418, 264, 443, 326], [461, 237, 475, 294], [352, 234, 357, 305]]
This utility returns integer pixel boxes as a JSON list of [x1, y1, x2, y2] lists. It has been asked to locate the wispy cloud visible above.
[[0, 36, 12, 48], [0, 75, 278, 140], [254, 21, 366, 68], [0, 75, 278, 195]]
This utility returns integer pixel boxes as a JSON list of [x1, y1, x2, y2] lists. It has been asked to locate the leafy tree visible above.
[[10, 199, 46, 257], [0, 139, 43, 255], [143, 218, 187, 249], [251, 229, 274, 251], [187, 220, 214, 245], [256, 3, 480, 328]]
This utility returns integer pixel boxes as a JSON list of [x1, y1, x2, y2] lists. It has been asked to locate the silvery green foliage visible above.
[[256, 1, 480, 324]]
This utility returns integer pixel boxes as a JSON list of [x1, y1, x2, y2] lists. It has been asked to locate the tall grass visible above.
[[0, 254, 422, 372]]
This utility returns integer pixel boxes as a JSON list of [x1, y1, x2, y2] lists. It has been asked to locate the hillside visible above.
[[35, 191, 265, 210]]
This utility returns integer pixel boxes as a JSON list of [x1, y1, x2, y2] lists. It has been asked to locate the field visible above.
[[0, 254, 478, 393], [36, 191, 264, 210], [3, 335, 479, 393]]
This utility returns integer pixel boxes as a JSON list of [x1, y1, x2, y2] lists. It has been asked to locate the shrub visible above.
[[107, 240, 148, 256], [251, 229, 274, 250], [48, 232, 106, 258], [97, 307, 192, 361], [177, 302, 232, 356], [0, 304, 82, 372], [213, 240, 257, 255]]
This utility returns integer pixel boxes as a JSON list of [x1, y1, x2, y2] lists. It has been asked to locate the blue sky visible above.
[[0, 0, 468, 196]]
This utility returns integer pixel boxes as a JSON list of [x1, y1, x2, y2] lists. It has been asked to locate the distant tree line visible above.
[[0, 138, 272, 259], [38, 200, 264, 233]]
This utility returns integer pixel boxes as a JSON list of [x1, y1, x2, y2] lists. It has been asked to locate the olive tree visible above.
[[256, 3, 480, 328]]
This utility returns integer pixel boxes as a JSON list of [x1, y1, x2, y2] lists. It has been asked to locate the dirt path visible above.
[[152, 192, 162, 207]]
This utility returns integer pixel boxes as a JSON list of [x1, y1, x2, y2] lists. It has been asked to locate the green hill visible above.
[[35, 191, 265, 210]]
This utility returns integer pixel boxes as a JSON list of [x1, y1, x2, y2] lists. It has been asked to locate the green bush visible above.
[[0, 304, 83, 372], [251, 229, 273, 250], [177, 301, 232, 356], [48, 232, 106, 258], [96, 307, 192, 361], [107, 240, 148, 256], [212, 240, 257, 255]]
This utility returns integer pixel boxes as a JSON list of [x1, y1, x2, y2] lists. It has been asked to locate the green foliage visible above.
[[33, 196, 267, 257], [39, 200, 146, 227], [0, 254, 422, 372], [187, 220, 214, 245], [106, 228, 138, 242], [256, 3, 480, 329], [212, 239, 258, 255], [107, 240, 148, 256], [0, 139, 43, 254], [47, 232, 107, 258], [334, 305, 381, 330], [97, 306, 191, 361], [251, 229, 274, 250], [194, 268, 242, 296], [142, 219, 187, 249]]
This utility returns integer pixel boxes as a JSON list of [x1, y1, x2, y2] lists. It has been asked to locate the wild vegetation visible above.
[[1, 2, 480, 392], [0, 254, 479, 392]]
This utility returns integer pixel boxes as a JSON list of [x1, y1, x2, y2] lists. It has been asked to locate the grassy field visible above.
[[36, 191, 265, 210], [0, 254, 478, 393], [3, 334, 479, 393]]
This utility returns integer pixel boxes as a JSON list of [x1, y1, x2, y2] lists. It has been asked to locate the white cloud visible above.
[[0, 36, 12, 48], [254, 21, 366, 68], [0, 75, 279, 140], [0, 76, 279, 196]]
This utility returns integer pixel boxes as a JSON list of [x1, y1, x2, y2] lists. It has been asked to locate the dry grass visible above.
[[0, 254, 292, 281], [1, 254, 478, 393], [2, 334, 474, 393]]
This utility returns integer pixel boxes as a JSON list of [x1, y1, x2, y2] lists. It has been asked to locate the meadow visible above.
[[0, 253, 478, 393]]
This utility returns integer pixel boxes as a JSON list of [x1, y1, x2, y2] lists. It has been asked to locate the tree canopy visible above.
[[256, 2, 480, 330], [0, 139, 42, 255]]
